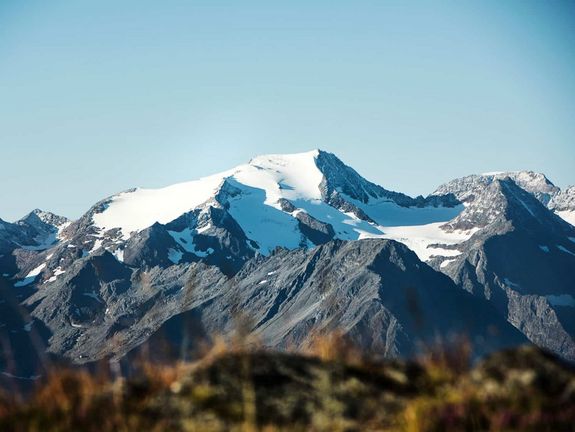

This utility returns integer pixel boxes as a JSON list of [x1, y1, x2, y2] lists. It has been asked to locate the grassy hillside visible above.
[[1, 336, 574, 431]]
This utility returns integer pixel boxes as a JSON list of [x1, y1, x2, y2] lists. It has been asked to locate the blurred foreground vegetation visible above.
[[0, 336, 574, 431]]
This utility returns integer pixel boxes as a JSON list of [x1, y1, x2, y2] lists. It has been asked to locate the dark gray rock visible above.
[[432, 171, 560, 206], [24, 238, 525, 364], [435, 179, 575, 360]]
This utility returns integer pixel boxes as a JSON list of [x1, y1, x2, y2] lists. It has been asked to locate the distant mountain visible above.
[[14, 150, 460, 286], [431, 179, 575, 360], [432, 171, 560, 206], [0, 210, 69, 279], [431, 171, 575, 227], [0, 150, 573, 372], [0, 275, 52, 385], [549, 185, 575, 227], [25, 239, 525, 363]]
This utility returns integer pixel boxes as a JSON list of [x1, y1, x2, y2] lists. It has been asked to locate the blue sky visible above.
[[1, 0, 574, 221]]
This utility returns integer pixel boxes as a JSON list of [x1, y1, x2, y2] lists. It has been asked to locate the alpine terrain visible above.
[[1, 150, 574, 382]]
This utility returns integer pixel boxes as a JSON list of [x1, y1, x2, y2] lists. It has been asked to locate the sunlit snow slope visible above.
[[89, 150, 469, 259]]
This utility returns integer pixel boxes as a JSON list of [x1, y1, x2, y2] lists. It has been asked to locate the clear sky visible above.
[[1, 0, 574, 221]]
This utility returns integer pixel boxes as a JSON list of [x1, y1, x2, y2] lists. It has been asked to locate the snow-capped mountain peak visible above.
[[7, 151, 573, 293], [432, 170, 559, 206], [91, 150, 324, 238], [70, 150, 464, 262], [2, 150, 575, 367], [19, 209, 69, 229]]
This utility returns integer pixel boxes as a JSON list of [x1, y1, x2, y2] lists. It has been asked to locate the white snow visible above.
[[200, 151, 327, 255], [20, 232, 58, 251], [14, 263, 46, 287], [25, 263, 45, 278], [19, 220, 70, 251], [227, 185, 303, 254], [546, 294, 575, 307], [57, 221, 71, 239], [303, 192, 471, 262], [258, 279, 268, 285], [84, 150, 475, 261], [267, 271, 276, 276], [557, 245, 575, 257], [539, 245, 550, 253], [197, 224, 211, 234], [440, 259, 456, 268], [238, 150, 324, 202], [112, 248, 124, 262], [92, 172, 231, 238], [45, 267, 66, 283], [380, 223, 475, 261], [349, 195, 464, 227], [556, 210, 575, 227], [295, 200, 384, 240], [89, 238, 103, 253], [92, 150, 323, 239], [23, 321, 33, 332]]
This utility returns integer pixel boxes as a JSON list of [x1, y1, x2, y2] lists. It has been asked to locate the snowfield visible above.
[[88, 150, 473, 261], [70, 150, 574, 265]]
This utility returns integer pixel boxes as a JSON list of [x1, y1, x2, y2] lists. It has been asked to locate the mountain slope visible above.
[[432, 171, 575, 227], [0, 149, 573, 368], [10, 150, 462, 288], [432, 171, 560, 206], [433, 179, 575, 360], [0, 210, 69, 280], [549, 185, 575, 226], [25, 239, 525, 363]]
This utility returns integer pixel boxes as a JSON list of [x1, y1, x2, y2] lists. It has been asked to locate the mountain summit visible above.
[[0, 150, 574, 376]]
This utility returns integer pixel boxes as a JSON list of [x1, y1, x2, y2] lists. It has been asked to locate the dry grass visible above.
[[0, 336, 573, 432]]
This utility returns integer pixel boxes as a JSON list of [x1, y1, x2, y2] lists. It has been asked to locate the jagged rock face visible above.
[[550, 185, 575, 211], [0, 210, 68, 254], [4, 150, 464, 290], [24, 239, 524, 364], [435, 179, 575, 360], [441, 179, 571, 234], [432, 171, 575, 227], [549, 185, 575, 227], [315, 151, 414, 206], [0, 150, 574, 372], [432, 171, 560, 206], [0, 211, 70, 279], [316, 151, 458, 210], [26, 252, 228, 362], [15, 210, 70, 250], [218, 239, 525, 357], [122, 204, 256, 275], [19, 209, 69, 232]]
